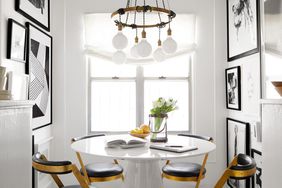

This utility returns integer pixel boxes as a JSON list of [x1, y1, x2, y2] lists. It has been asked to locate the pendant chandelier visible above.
[[111, 0, 177, 64]]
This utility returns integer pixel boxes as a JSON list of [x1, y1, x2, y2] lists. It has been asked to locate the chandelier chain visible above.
[[125, 0, 130, 24], [156, 0, 162, 23], [143, 0, 146, 31], [162, 0, 165, 9], [134, 0, 138, 37]]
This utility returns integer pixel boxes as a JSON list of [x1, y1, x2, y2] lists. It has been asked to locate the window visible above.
[[84, 13, 196, 133], [89, 54, 191, 132]]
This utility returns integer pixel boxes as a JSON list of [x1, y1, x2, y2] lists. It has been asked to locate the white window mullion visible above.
[[136, 66, 144, 127]]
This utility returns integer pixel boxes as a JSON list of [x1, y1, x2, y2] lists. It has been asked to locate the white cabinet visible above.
[[0, 101, 34, 188], [262, 100, 282, 187]]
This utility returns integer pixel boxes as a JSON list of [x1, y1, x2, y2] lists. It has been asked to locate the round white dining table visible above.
[[71, 134, 216, 188]]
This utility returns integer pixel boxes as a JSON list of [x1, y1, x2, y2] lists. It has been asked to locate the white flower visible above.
[[153, 101, 159, 108]]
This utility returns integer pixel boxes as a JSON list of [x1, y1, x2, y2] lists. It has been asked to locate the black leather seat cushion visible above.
[[230, 154, 256, 171], [81, 163, 123, 178], [162, 162, 206, 177]]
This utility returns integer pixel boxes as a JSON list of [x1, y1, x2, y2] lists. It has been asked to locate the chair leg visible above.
[[214, 170, 230, 188]]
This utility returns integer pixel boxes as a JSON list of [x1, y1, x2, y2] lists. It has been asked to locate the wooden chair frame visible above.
[[214, 156, 256, 188], [71, 136, 124, 184], [162, 134, 213, 188], [32, 154, 89, 188]]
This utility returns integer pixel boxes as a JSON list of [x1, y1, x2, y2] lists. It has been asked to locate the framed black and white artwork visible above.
[[227, 118, 250, 188], [16, 0, 50, 31], [227, 0, 260, 61], [7, 18, 27, 63], [26, 23, 52, 130], [251, 149, 262, 188], [226, 66, 241, 110]]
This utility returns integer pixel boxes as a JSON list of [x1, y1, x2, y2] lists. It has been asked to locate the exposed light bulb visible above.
[[112, 31, 128, 50], [112, 51, 127, 64], [153, 47, 166, 62], [137, 39, 152, 57], [163, 36, 177, 54], [130, 44, 139, 58]]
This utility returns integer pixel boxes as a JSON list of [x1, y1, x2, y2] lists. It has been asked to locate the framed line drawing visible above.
[[7, 18, 27, 62], [226, 66, 241, 110], [227, 118, 250, 188], [251, 149, 262, 188], [26, 23, 52, 130], [227, 0, 260, 61], [16, 0, 50, 31]]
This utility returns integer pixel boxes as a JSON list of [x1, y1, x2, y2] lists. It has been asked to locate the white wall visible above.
[[0, 0, 230, 187], [61, 0, 227, 187]]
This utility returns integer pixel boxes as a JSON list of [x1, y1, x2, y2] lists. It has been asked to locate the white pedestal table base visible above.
[[124, 160, 163, 188]]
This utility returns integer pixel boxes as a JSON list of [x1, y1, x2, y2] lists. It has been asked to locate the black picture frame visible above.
[[226, 66, 241, 110], [227, 118, 250, 188], [26, 22, 52, 130], [7, 18, 27, 63], [226, 0, 260, 61], [16, 0, 50, 31], [251, 149, 262, 188]]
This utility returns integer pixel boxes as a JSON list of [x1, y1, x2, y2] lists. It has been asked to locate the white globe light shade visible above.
[[112, 51, 127, 64], [130, 44, 139, 58], [162, 36, 177, 54], [112, 31, 128, 50], [137, 39, 152, 57], [153, 47, 166, 62]]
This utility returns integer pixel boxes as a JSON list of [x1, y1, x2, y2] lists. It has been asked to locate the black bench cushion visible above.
[[162, 162, 206, 177], [81, 163, 123, 178]]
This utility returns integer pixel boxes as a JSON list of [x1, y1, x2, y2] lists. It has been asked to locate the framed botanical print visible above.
[[227, 118, 250, 188], [227, 0, 260, 61], [7, 18, 27, 62], [226, 66, 241, 110], [16, 0, 50, 31], [251, 149, 262, 188], [26, 23, 52, 130]]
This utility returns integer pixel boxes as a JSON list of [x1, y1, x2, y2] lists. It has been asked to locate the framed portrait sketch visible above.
[[227, 0, 260, 61], [251, 149, 262, 188], [226, 66, 241, 110], [227, 118, 250, 188], [26, 23, 52, 130], [7, 18, 27, 63], [16, 0, 50, 31]]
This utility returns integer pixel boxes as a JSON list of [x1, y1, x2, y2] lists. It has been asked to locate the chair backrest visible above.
[[32, 152, 89, 188], [71, 134, 105, 143], [214, 154, 256, 188], [229, 153, 257, 179], [32, 152, 73, 174], [177, 133, 213, 142]]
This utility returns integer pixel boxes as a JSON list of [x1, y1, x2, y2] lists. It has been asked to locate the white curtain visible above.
[[84, 13, 196, 63]]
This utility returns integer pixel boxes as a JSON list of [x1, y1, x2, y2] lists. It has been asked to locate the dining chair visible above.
[[214, 153, 256, 188], [71, 134, 124, 185], [32, 152, 89, 188], [162, 134, 213, 188]]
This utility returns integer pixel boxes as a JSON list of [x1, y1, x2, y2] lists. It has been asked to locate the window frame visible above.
[[87, 56, 193, 134]]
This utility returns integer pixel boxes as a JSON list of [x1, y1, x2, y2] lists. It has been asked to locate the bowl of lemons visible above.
[[130, 124, 150, 139]]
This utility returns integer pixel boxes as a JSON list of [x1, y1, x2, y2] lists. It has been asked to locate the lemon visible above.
[[140, 124, 150, 134]]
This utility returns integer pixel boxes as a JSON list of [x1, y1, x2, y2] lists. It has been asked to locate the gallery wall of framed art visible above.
[[226, 118, 251, 188], [2, 0, 53, 130], [226, 66, 241, 110], [26, 23, 52, 130], [16, 0, 50, 31], [226, 0, 260, 62]]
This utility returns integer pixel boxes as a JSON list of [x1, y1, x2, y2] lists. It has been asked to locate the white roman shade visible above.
[[84, 13, 196, 63]]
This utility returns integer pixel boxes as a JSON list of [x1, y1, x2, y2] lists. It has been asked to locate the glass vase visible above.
[[149, 114, 168, 142]]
